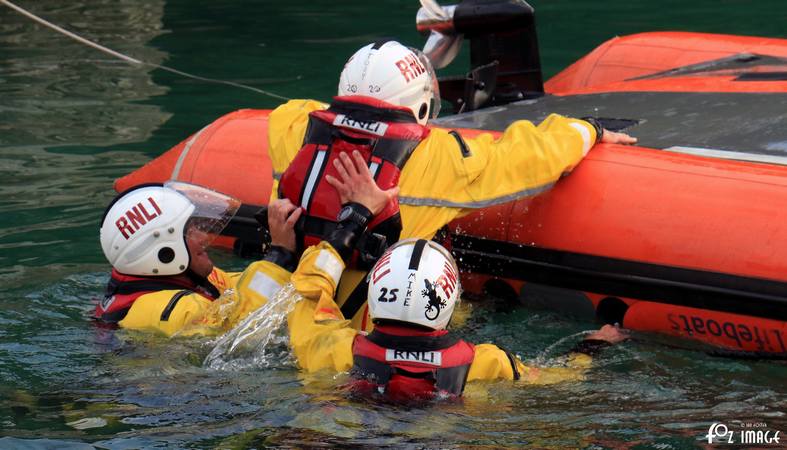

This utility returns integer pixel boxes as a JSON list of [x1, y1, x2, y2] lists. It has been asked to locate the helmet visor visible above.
[[165, 181, 241, 247], [412, 47, 441, 120]]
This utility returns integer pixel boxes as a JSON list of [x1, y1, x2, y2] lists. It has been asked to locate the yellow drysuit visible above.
[[288, 241, 591, 384], [116, 99, 598, 336], [118, 262, 291, 337], [269, 99, 598, 329]]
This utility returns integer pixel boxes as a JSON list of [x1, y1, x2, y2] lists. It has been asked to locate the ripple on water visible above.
[[2, 268, 787, 447]]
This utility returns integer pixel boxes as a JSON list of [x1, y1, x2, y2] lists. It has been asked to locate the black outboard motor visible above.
[[417, 0, 543, 112]]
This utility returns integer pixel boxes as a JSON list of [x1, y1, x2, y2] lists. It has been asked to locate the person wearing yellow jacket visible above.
[[96, 181, 300, 337], [279, 155, 625, 399], [269, 41, 636, 330]]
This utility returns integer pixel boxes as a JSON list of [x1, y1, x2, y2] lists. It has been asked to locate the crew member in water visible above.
[[280, 151, 626, 400], [95, 41, 636, 337], [95, 181, 300, 336], [269, 40, 637, 330]]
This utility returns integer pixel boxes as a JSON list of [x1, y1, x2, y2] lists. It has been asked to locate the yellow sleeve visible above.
[[460, 114, 596, 202], [173, 262, 292, 335], [208, 267, 240, 293], [398, 115, 596, 239], [516, 353, 591, 385], [467, 343, 527, 381], [233, 260, 293, 324], [287, 242, 357, 373], [467, 343, 591, 384], [268, 99, 328, 200], [119, 290, 217, 337], [120, 264, 292, 337]]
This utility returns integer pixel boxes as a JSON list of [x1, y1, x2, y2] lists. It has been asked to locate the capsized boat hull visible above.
[[116, 32, 787, 357], [448, 144, 787, 356]]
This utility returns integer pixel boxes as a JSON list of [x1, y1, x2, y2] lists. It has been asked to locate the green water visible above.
[[1, 0, 786, 447]]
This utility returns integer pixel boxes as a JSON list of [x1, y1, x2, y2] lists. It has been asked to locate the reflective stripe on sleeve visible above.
[[248, 271, 284, 299], [569, 122, 593, 156], [315, 249, 343, 287], [399, 182, 555, 209]]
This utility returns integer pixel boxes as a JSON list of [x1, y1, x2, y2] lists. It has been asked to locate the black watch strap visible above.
[[581, 117, 604, 143], [329, 203, 374, 263], [338, 202, 373, 227]]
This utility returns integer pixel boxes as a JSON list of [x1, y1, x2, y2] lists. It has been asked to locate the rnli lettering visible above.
[[385, 349, 442, 366], [668, 313, 786, 353], [115, 197, 163, 239], [394, 54, 426, 83], [435, 261, 458, 299], [333, 114, 389, 137]]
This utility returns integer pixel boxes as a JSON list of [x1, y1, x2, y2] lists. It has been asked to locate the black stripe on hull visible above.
[[450, 234, 787, 322]]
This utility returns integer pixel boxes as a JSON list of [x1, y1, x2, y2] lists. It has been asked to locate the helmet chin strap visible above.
[[184, 268, 221, 299]]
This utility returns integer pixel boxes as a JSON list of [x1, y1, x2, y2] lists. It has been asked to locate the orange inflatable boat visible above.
[[116, 26, 787, 357]]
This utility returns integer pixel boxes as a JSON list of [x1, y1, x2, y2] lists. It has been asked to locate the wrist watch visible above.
[[581, 117, 604, 143], [337, 203, 370, 228]]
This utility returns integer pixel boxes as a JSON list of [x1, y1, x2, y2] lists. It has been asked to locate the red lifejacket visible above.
[[350, 324, 475, 402], [278, 95, 430, 268], [95, 269, 218, 324]]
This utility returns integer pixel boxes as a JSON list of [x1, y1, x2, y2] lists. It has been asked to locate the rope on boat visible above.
[[1, 0, 291, 101]]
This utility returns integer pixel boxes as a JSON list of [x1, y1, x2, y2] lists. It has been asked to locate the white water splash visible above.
[[531, 330, 594, 367], [203, 283, 302, 371]]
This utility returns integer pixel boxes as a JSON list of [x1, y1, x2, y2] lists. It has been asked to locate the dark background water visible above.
[[1, 0, 786, 448]]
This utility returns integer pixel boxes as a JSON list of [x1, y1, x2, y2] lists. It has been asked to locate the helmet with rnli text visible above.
[[99, 181, 240, 276], [367, 239, 460, 330], [338, 41, 440, 125]]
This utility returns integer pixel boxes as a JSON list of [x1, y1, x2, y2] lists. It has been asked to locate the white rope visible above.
[[1, 0, 291, 101]]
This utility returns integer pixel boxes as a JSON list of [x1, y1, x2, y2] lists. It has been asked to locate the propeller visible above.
[[417, 0, 463, 69]]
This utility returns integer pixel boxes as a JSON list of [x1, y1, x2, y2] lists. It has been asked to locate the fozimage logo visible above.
[[706, 421, 781, 445]]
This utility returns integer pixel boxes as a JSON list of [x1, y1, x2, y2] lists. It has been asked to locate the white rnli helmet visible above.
[[368, 239, 460, 330], [100, 181, 240, 276], [338, 41, 441, 125]]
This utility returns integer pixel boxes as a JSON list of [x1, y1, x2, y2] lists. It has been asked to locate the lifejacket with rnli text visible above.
[[278, 96, 430, 268], [350, 327, 475, 401], [95, 269, 219, 324]]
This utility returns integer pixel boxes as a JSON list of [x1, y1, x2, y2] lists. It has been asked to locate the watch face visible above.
[[337, 206, 352, 222]]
